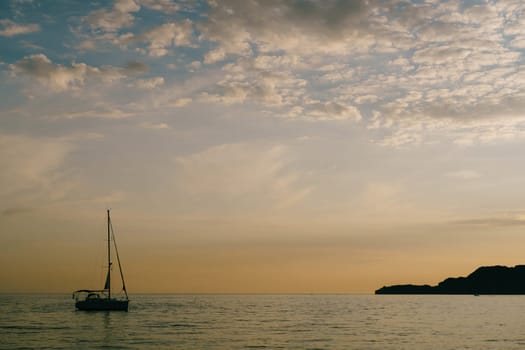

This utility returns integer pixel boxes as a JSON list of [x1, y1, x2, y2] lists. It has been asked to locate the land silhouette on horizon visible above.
[[375, 265, 525, 294]]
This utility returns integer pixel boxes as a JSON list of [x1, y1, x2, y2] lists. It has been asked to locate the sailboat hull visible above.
[[75, 299, 129, 311], [73, 210, 129, 311]]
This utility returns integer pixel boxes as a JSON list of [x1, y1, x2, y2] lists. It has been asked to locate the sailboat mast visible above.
[[107, 209, 111, 299]]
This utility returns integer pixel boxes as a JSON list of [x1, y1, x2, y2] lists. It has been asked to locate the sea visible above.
[[1, 294, 525, 349]]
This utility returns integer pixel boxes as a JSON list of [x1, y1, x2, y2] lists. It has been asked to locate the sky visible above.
[[2, 0, 525, 294]]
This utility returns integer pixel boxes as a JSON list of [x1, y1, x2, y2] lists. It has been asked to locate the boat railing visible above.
[[72, 289, 128, 301], [72, 289, 108, 301]]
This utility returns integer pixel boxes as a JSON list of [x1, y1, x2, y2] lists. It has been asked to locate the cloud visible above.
[[131, 76, 164, 89], [7, 0, 525, 147], [306, 101, 362, 121], [122, 60, 149, 73], [204, 48, 227, 65], [174, 143, 312, 212], [0, 19, 40, 37], [454, 214, 525, 227], [140, 122, 170, 129], [10, 54, 149, 91], [2, 207, 33, 217], [84, 0, 183, 32], [121, 20, 194, 56], [0, 133, 133, 211], [338, 181, 427, 224], [200, 55, 361, 121], [199, 0, 378, 61], [76, 39, 97, 51], [170, 97, 192, 107], [363, 1, 525, 146], [10, 54, 97, 91], [85, 0, 140, 32], [139, 0, 180, 14], [81, 0, 187, 55], [49, 108, 133, 120], [115, 0, 140, 13], [445, 170, 481, 180], [200, 56, 311, 115], [192, 0, 525, 145], [0, 134, 72, 198]]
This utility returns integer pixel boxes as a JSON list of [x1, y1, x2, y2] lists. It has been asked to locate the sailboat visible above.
[[73, 209, 129, 311]]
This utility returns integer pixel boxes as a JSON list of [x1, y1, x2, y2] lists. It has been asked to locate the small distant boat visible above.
[[73, 209, 129, 311]]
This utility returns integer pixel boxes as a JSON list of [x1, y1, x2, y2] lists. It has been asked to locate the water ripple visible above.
[[2, 294, 525, 349]]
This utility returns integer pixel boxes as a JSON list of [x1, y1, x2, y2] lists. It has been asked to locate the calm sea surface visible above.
[[1, 294, 525, 349]]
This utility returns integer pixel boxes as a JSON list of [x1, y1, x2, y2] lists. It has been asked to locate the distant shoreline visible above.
[[376, 265, 525, 295]]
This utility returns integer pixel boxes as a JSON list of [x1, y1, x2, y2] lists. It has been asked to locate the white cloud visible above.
[[200, 56, 318, 117], [115, 0, 140, 13], [139, 0, 180, 14], [191, 0, 525, 144], [140, 122, 170, 129], [122, 20, 194, 56], [8, 0, 525, 149], [171, 97, 192, 107], [0, 19, 40, 37], [344, 181, 424, 223], [200, 55, 362, 121], [49, 108, 133, 120], [204, 48, 227, 64], [174, 143, 312, 211], [202, 66, 307, 108], [319, 68, 355, 84], [86, 0, 139, 32], [306, 101, 362, 121], [84, 0, 183, 33], [131, 76, 165, 89], [0, 134, 72, 197]]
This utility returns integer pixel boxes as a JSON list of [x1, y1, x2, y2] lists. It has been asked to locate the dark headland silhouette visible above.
[[375, 265, 525, 294]]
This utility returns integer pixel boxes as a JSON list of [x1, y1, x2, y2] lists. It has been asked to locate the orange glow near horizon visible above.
[[3, 209, 525, 294]]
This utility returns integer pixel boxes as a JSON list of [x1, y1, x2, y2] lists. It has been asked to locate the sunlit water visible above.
[[1, 294, 525, 349]]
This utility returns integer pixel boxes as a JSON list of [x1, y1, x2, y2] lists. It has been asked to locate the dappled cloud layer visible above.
[[4, 0, 525, 144]]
